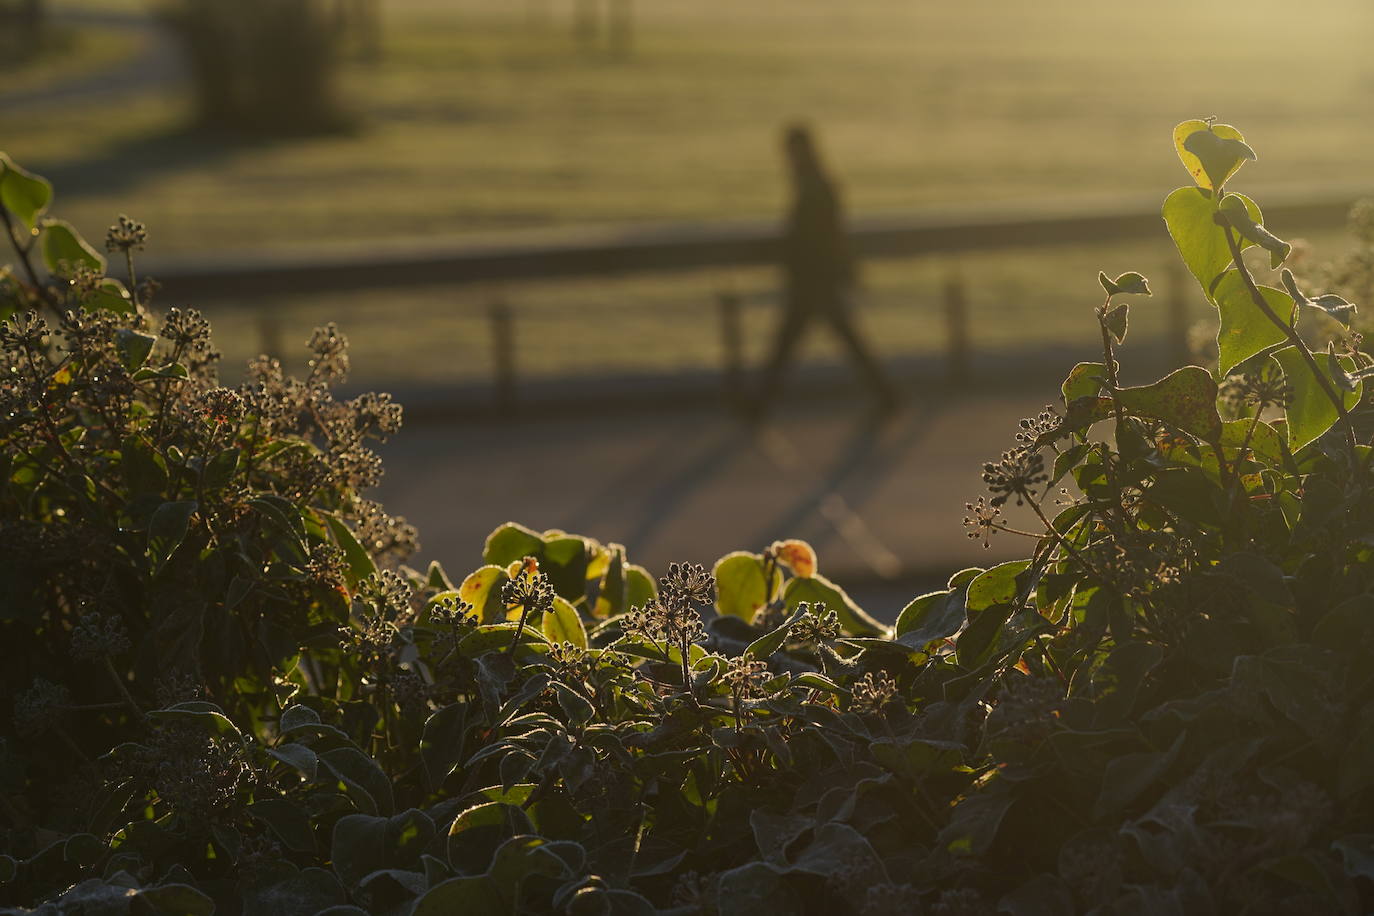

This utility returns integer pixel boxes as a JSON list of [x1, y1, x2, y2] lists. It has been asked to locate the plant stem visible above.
[[0, 203, 61, 316], [1025, 496, 1106, 584], [507, 602, 534, 655], [104, 657, 145, 721], [1220, 223, 1358, 457]]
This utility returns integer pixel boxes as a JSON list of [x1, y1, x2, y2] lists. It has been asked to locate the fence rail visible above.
[[145, 186, 1371, 411]]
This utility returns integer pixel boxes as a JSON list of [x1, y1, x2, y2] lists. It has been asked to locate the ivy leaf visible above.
[[113, 329, 156, 371], [148, 500, 197, 573], [1103, 303, 1129, 345], [1114, 367, 1222, 441], [1163, 187, 1262, 299], [541, 595, 587, 649], [457, 566, 512, 625], [1218, 194, 1290, 268], [1175, 120, 1255, 190], [894, 587, 968, 649], [0, 153, 52, 232], [1213, 271, 1292, 377], [1098, 271, 1151, 297], [318, 747, 395, 817], [1218, 418, 1284, 468], [1061, 362, 1108, 402], [772, 538, 817, 578], [1272, 347, 1361, 451], [482, 522, 544, 567], [325, 514, 377, 588], [782, 573, 884, 636], [419, 703, 468, 790], [713, 552, 779, 621], [744, 608, 802, 659], [1282, 268, 1357, 326], [41, 219, 105, 276]]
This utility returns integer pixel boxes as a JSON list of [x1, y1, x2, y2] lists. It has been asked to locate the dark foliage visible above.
[[2, 124, 1374, 914]]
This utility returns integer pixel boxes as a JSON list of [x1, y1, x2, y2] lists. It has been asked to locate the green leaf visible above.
[[713, 552, 779, 621], [446, 802, 533, 874], [965, 560, 1032, 614], [744, 615, 795, 659], [318, 747, 395, 817], [1283, 268, 1358, 326], [894, 587, 968, 649], [203, 447, 240, 491], [1103, 303, 1128, 345], [148, 500, 197, 573], [483, 522, 545, 566], [0, 153, 52, 231], [1098, 271, 1151, 297], [325, 514, 377, 588], [419, 703, 468, 790], [249, 798, 317, 853], [625, 563, 657, 610], [542, 534, 590, 602], [1214, 271, 1292, 376], [1094, 733, 1184, 817], [782, 573, 884, 636], [41, 219, 105, 276], [1114, 366, 1222, 441], [113, 329, 156, 371], [1175, 120, 1255, 190], [457, 623, 548, 656], [716, 862, 798, 916], [1218, 418, 1284, 468], [1088, 641, 1163, 728], [412, 876, 506, 916], [121, 435, 167, 496], [148, 704, 242, 740], [458, 565, 513, 624], [1272, 347, 1361, 451], [1163, 187, 1262, 298], [1219, 194, 1290, 268], [541, 595, 588, 649], [266, 743, 318, 778], [1061, 362, 1108, 402]]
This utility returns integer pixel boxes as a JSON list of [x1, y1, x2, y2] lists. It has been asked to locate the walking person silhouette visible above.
[[747, 123, 900, 421]]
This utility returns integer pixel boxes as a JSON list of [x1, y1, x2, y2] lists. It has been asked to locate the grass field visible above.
[[4, 0, 1372, 387]]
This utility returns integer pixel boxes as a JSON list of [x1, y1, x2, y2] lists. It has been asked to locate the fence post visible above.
[[490, 298, 517, 414], [718, 290, 743, 401], [1166, 260, 1190, 366], [943, 272, 970, 384]]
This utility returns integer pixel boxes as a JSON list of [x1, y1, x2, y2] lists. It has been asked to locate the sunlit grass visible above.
[[8, 0, 1373, 386]]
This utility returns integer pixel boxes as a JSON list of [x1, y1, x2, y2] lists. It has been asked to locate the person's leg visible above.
[[825, 305, 901, 410], [750, 305, 809, 421]]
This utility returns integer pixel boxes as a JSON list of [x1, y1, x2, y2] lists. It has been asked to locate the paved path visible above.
[[375, 388, 1051, 621], [0, 9, 182, 112]]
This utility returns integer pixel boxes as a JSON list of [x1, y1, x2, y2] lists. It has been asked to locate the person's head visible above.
[[783, 122, 821, 177]]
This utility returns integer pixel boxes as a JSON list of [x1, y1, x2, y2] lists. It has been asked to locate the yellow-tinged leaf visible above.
[[541, 596, 588, 649], [458, 565, 512, 624], [772, 539, 817, 578], [1173, 120, 1253, 191]]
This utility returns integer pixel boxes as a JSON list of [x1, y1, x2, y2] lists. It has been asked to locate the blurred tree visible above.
[[0, 0, 46, 64], [162, 0, 349, 135]]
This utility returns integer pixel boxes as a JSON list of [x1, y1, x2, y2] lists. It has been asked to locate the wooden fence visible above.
[[146, 186, 1370, 408]]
